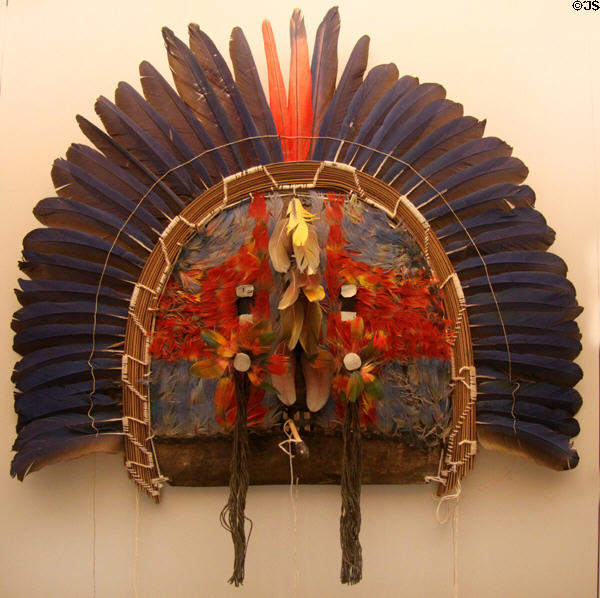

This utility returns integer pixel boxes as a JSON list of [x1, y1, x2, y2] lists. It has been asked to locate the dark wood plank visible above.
[[155, 433, 441, 486]]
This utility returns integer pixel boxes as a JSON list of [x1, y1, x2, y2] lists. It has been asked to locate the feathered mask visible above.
[[11, 6, 582, 586]]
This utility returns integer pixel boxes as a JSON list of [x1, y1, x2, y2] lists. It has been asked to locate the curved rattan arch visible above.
[[122, 161, 475, 501]]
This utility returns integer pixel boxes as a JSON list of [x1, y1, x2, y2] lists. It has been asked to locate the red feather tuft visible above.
[[288, 9, 313, 160], [262, 20, 288, 159]]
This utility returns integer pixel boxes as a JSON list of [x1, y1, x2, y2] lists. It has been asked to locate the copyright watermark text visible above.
[[572, 0, 599, 10]]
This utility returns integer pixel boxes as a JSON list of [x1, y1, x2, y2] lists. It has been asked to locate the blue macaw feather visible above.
[[446, 222, 554, 260], [230, 28, 283, 162], [476, 378, 582, 414], [13, 342, 118, 378], [352, 83, 446, 170], [189, 24, 271, 166], [114, 81, 214, 189], [33, 197, 154, 255], [424, 183, 535, 228], [466, 286, 580, 315], [340, 198, 428, 272], [326, 62, 399, 161], [140, 60, 231, 182], [364, 98, 464, 177], [411, 156, 529, 209], [472, 333, 581, 360], [383, 116, 486, 187], [397, 136, 512, 196], [311, 35, 370, 160], [23, 228, 144, 274], [477, 414, 578, 471], [162, 27, 246, 173], [15, 392, 118, 431], [463, 271, 576, 296], [437, 207, 548, 244], [53, 152, 167, 236], [13, 414, 120, 447], [66, 143, 176, 223], [175, 203, 251, 273], [95, 95, 201, 200], [376, 358, 451, 445], [10, 413, 123, 480], [16, 279, 129, 306], [15, 379, 120, 426], [12, 300, 127, 333], [14, 323, 124, 354], [151, 360, 219, 437], [76, 114, 185, 217], [454, 250, 568, 279], [20, 248, 136, 292], [343, 75, 419, 165], [474, 349, 582, 386], [469, 309, 581, 336], [310, 7, 340, 152], [477, 399, 579, 437], [15, 358, 120, 393]]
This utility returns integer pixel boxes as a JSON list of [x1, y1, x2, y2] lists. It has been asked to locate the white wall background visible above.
[[0, 1, 598, 596]]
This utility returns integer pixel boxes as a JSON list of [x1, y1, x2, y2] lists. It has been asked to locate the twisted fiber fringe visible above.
[[340, 401, 363, 584], [220, 371, 252, 586]]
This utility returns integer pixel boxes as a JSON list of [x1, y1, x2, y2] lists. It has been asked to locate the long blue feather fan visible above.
[[10, 7, 582, 488]]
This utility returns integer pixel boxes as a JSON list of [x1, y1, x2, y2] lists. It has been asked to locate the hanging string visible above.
[[134, 489, 141, 598], [340, 401, 362, 585], [220, 370, 252, 586], [91, 455, 97, 598], [278, 419, 302, 598], [431, 480, 462, 597]]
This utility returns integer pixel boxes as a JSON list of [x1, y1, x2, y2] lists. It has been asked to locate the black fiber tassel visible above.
[[340, 400, 363, 584], [220, 370, 251, 586]]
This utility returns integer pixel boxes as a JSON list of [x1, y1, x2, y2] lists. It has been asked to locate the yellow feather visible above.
[[303, 283, 325, 302]]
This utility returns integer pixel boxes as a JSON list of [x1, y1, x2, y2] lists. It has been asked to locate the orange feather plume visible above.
[[262, 19, 288, 159], [288, 9, 313, 160]]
